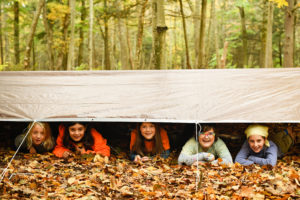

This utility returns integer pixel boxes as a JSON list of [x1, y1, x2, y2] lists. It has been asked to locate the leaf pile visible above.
[[0, 151, 299, 199]]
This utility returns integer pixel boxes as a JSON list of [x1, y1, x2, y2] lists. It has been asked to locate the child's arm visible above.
[[90, 128, 110, 157], [234, 141, 254, 166], [247, 142, 278, 166], [53, 125, 72, 158]]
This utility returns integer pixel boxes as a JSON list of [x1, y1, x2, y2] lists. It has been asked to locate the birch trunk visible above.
[[24, 0, 45, 70]]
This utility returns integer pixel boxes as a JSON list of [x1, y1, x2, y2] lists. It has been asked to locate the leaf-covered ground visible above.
[[0, 151, 299, 200]]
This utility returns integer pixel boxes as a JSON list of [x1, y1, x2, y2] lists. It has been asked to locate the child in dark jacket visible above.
[[15, 122, 55, 154]]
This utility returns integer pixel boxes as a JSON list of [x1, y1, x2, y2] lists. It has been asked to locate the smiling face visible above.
[[248, 135, 265, 153], [31, 124, 46, 146], [68, 123, 86, 142], [140, 122, 156, 140], [198, 128, 215, 151]]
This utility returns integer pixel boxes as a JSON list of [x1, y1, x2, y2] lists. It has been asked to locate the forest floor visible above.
[[0, 150, 299, 200]]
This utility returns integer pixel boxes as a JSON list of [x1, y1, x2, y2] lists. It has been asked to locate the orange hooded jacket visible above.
[[53, 124, 110, 157]]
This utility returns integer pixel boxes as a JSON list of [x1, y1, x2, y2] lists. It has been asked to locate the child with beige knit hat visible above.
[[235, 124, 278, 166]]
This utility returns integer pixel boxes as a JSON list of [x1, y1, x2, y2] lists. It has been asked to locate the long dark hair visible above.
[[62, 122, 94, 152], [131, 123, 164, 156]]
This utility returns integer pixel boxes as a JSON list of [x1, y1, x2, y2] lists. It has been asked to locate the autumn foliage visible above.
[[0, 151, 299, 199]]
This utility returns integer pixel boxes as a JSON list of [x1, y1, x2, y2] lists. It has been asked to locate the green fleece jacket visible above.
[[178, 137, 233, 165]]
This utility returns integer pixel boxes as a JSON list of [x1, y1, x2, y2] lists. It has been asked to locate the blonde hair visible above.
[[25, 122, 54, 151]]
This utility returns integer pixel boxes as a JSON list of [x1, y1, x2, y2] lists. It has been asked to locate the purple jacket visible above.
[[235, 140, 278, 166]]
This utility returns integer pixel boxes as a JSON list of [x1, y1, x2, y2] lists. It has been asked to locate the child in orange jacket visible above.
[[53, 122, 110, 158], [130, 122, 170, 162]]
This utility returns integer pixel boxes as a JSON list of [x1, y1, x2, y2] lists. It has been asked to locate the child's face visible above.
[[248, 135, 265, 153], [198, 128, 215, 150], [140, 122, 156, 140], [31, 124, 46, 146], [68, 123, 86, 142]]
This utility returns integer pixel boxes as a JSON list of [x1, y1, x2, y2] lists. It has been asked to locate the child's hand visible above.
[[63, 151, 73, 158], [204, 153, 215, 162], [141, 156, 151, 162], [29, 146, 36, 154], [75, 143, 86, 154], [134, 155, 141, 162]]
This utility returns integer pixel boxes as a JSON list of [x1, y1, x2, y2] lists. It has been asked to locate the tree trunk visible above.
[[42, 0, 55, 70], [67, 0, 75, 70], [283, 0, 295, 68], [78, 0, 86, 67], [14, 1, 20, 65], [103, 0, 111, 70], [134, 0, 148, 70], [23, 0, 45, 70], [61, 12, 70, 70], [193, 0, 200, 68], [179, 0, 191, 69], [260, 0, 273, 68], [32, 39, 35, 69], [117, 16, 130, 70], [89, 0, 94, 70], [152, 0, 168, 70], [214, 0, 220, 68], [0, 2, 3, 65], [3, 8, 10, 64], [206, 0, 215, 68], [197, 0, 207, 69], [238, 6, 248, 68], [126, 20, 134, 69], [220, 41, 228, 68]]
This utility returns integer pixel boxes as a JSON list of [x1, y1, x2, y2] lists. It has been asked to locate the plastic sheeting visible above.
[[0, 69, 300, 122]]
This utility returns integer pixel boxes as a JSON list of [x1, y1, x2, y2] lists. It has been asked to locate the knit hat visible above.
[[245, 125, 270, 147]]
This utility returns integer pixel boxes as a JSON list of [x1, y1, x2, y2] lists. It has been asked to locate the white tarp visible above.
[[0, 69, 300, 122]]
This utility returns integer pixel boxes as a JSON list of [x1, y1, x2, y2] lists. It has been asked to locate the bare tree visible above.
[[42, 0, 55, 70], [89, 0, 94, 70], [23, 0, 45, 70], [152, 0, 168, 69], [14, 1, 20, 64], [67, 0, 75, 70], [197, 0, 207, 69], [134, 0, 148, 69], [260, 0, 273, 68], [179, 0, 191, 69]]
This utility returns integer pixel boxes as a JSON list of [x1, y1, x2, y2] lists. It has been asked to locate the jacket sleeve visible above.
[[178, 152, 210, 165], [90, 128, 110, 157], [234, 141, 254, 166], [52, 124, 71, 158], [15, 134, 28, 152], [214, 139, 233, 164], [160, 128, 170, 151], [248, 143, 278, 166]]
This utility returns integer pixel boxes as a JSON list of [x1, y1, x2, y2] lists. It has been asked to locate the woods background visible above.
[[0, 0, 299, 71]]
